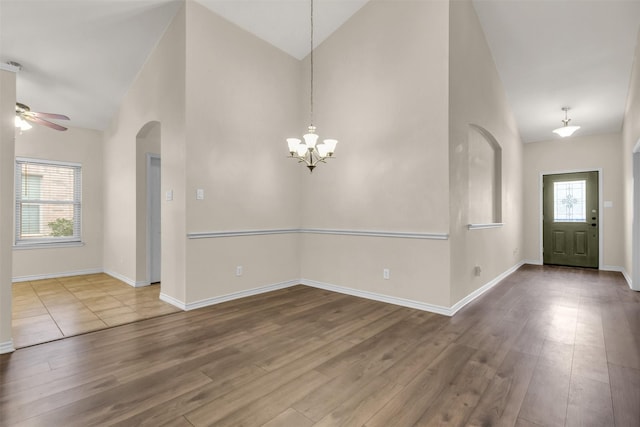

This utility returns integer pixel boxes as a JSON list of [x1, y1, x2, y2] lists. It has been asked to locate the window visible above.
[[15, 158, 82, 246], [553, 180, 586, 222]]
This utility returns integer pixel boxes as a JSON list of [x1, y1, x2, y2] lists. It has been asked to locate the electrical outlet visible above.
[[165, 190, 173, 201], [236, 265, 243, 276], [383, 268, 390, 280], [196, 189, 204, 200]]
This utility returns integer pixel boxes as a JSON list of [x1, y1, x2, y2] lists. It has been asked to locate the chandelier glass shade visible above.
[[287, 126, 338, 172], [287, 0, 338, 172], [552, 107, 580, 137]]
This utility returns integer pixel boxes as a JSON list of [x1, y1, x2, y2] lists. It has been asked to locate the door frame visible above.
[[146, 153, 161, 284], [632, 140, 640, 290], [538, 168, 603, 268]]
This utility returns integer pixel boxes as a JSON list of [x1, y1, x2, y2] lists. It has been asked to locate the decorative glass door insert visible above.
[[553, 180, 586, 222]]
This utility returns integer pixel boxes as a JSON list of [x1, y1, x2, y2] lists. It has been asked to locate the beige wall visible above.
[[301, 234, 451, 307], [523, 133, 624, 268], [94, 0, 523, 312], [183, 1, 302, 304], [12, 125, 104, 279], [448, 0, 523, 304], [301, 0, 450, 232], [299, 0, 452, 306], [104, 1, 302, 304], [2, 1, 636, 344], [0, 70, 16, 351], [622, 29, 640, 287], [103, 4, 187, 300]]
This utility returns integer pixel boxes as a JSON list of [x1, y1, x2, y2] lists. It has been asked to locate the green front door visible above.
[[543, 171, 599, 268]]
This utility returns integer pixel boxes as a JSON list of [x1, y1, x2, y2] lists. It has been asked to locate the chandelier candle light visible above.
[[287, 0, 338, 172], [552, 107, 580, 138]]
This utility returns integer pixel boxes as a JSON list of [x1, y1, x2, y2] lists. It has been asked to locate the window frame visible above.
[[14, 157, 82, 248]]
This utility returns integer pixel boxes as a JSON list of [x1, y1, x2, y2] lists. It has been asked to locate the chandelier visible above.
[[286, 0, 338, 172], [552, 107, 580, 137]]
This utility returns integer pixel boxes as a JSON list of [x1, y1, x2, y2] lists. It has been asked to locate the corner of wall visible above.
[[0, 70, 17, 348], [447, 0, 524, 305]]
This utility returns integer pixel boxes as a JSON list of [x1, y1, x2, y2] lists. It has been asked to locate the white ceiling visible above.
[[473, 0, 640, 143], [0, 0, 184, 131], [197, 0, 369, 60], [1, 0, 639, 143]]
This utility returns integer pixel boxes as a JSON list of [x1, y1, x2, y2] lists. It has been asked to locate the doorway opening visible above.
[[542, 171, 599, 268], [136, 121, 161, 285], [632, 150, 640, 290], [147, 154, 161, 284]]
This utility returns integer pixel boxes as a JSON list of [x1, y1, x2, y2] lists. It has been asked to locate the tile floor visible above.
[[12, 273, 181, 348]]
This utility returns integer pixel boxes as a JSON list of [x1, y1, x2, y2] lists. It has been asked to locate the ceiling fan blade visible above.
[[23, 115, 68, 131], [30, 111, 70, 121]]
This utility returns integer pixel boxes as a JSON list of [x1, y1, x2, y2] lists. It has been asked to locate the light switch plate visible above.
[[165, 190, 173, 201], [604, 201, 613, 208], [196, 189, 204, 200]]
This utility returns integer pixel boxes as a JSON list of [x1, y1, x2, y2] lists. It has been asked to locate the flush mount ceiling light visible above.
[[286, 0, 338, 173], [552, 107, 580, 138]]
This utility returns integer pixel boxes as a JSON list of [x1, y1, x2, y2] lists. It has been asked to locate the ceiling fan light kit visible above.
[[552, 107, 580, 138], [15, 115, 32, 131], [15, 101, 70, 132], [8, 61, 70, 132]]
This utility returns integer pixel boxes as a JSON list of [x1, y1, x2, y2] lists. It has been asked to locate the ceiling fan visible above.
[[15, 102, 69, 131]]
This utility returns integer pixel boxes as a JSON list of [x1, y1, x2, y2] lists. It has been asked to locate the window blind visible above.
[[15, 158, 82, 245]]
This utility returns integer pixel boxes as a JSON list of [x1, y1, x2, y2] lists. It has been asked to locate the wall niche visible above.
[[468, 124, 502, 225]]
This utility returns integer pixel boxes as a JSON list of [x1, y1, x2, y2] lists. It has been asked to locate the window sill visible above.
[[468, 223, 504, 230], [13, 241, 85, 250]]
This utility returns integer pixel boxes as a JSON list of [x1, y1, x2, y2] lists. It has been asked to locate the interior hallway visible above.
[[12, 273, 180, 348]]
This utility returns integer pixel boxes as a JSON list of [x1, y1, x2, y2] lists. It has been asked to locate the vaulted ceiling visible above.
[[473, 0, 640, 143], [1, 0, 638, 143]]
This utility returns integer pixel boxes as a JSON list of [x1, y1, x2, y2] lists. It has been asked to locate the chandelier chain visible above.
[[310, 0, 314, 126]]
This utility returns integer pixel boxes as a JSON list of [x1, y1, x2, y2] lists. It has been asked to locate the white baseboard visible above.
[[600, 265, 624, 272], [600, 265, 635, 290], [159, 292, 187, 310], [449, 261, 525, 315], [523, 259, 543, 265], [300, 278, 452, 316], [303, 262, 524, 317], [12, 268, 150, 288], [12, 268, 103, 283], [163, 262, 526, 317], [162, 279, 300, 311], [622, 270, 634, 290], [103, 269, 149, 288], [0, 340, 15, 354]]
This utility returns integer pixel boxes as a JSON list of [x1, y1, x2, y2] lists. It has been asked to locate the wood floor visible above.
[[1, 265, 639, 426], [12, 274, 180, 348]]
